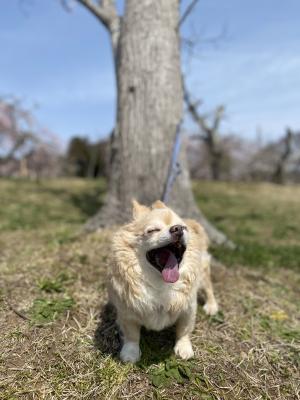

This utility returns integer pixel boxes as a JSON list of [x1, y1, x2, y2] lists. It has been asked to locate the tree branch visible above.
[[75, 0, 120, 54], [212, 105, 225, 133], [183, 83, 208, 133], [76, 0, 109, 28], [184, 81, 225, 146], [179, 0, 199, 27]]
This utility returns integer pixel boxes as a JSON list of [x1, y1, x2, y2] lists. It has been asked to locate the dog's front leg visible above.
[[119, 318, 141, 363], [174, 298, 196, 360], [202, 265, 219, 316]]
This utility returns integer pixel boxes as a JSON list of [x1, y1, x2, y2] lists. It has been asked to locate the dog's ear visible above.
[[184, 219, 204, 235], [185, 218, 209, 246], [151, 200, 167, 209], [132, 199, 150, 219]]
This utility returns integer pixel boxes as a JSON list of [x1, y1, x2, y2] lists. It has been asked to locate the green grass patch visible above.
[[150, 358, 193, 388], [28, 296, 74, 325], [0, 178, 105, 232], [194, 181, 300, 269], [208, 310, 225, 325], [260, 314, 300, 342], [38, 272, 71, 293], [211, 241, 300, 270]]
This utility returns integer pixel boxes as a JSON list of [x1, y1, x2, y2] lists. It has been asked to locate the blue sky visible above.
[[1, 0, 300, 148]]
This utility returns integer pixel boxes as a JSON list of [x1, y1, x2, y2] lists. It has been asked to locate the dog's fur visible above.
[[108, 200, 218, 363]]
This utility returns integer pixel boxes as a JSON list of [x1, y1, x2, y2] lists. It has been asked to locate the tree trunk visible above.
[[272, 128, 293, 184], [83, 0, 233, 247], [210, 147, 222, 181]]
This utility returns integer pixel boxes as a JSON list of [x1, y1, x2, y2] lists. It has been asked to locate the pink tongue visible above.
[[158, 250, 179, 283]]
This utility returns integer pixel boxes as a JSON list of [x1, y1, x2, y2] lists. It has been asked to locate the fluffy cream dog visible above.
[[108, 200, 218, 363]]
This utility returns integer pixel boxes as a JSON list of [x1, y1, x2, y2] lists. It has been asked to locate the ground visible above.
[[0, 178, 299, 400]]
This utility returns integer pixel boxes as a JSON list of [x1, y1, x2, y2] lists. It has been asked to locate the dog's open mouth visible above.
[[146, 242, 186, 283]]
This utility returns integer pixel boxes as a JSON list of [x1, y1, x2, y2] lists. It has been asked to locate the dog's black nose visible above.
[[170, 225, 184, 237]]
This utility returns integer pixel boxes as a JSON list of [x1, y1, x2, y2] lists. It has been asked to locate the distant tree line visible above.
[[0, 97, 109, 179], [187, 127, 300, 184], [0, 97, 61, 179], [184, 87, 300, 184], [1, 96, 300, 184], [65, 136, 108, 178]]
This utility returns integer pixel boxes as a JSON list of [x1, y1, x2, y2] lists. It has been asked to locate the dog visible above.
[[107, 200, 218, 363]]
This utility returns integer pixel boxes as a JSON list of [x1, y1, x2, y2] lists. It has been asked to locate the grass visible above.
[[28, 296, 75, 325], [0, 178, 299, 399], [194, 181, 300, 270], [0, 178, 105, 231], [38, 272, 70, 293]]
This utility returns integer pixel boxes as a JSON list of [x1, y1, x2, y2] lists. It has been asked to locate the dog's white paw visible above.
[[203, 300, 219, 316], [174, 337, 194, 360], [120, 342, 141, 363]]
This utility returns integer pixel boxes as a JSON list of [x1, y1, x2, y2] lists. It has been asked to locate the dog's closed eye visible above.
[[146, 227, 161, 234]]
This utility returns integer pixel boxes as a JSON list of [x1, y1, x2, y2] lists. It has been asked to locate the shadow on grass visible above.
[[69, 188, 104, 217], [94, 303, 121, 358], [94, 302, 176, 367]]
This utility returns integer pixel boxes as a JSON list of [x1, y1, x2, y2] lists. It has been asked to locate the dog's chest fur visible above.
[[138, 280, 194, 330], [109, 260, 198, 331], [142, 306, 179, 331]]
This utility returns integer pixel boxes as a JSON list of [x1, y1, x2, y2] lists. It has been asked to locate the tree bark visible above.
[[82, 0, 233, 247]]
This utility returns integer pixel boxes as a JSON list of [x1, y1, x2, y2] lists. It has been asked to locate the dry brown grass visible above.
[[0, 179, 299, 399]]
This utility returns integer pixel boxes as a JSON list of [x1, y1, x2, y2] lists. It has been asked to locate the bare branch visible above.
[[76, 0, 111, 28], [212, 105, 225, 133], [183, 83, 207, 133], [179, 0, 199, 27], [183, 81, 227, 180], [183, 82, 225, 141], [75, 0, 120, 54], [60, 0, 74, 12]]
